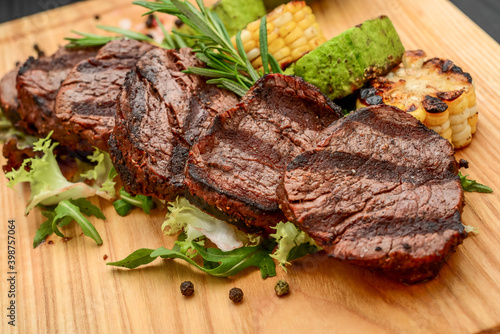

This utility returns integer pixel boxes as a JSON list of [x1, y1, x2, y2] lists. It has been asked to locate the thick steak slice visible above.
[[109, 48, 238, 201], [16, 46, 99, 141], [280, 104, 465, 283], [185, 74, 343, 234], [0, 67, 20, 124], [55, 40, 154, 151]]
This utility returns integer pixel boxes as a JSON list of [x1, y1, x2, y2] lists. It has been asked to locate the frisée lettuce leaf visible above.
[[5, 133, 117, 214], [161, 197, 260, 251], [270, 221, 321, 270]]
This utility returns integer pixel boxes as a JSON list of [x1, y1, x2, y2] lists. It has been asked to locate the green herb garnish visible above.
[[459, 172, 493, 193], [112, 188, 154, 216], [107, 238, 277, 279], [134, 0, 283, 96], [34, 198, 105, 247]]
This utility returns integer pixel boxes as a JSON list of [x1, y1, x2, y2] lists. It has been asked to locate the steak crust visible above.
[[280, 104, 466, 283], [54, 40, 154, 151], [185, 74, 343, 234], [109, 48, 238, 201], [0, 67, 20, 124], [16, 46, 99, 143]]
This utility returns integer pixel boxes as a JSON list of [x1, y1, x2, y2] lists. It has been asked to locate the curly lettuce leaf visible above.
[[81, 149, 117, 199], [5, 134, 118, 214], [161, 197, 258, 251], [270, 221, 321, 270], [5, 133, 96, 214]]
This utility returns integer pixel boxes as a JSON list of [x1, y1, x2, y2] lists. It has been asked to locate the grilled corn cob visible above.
[[231, 1, 327, 71], [357, 50, 477, 149]]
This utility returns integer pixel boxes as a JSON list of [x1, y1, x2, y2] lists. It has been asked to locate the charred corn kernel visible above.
[[357, 50, 478, 149], [425, 110, 449, 127], [408, 107, 427, 123], [291, 44, 311, 61], [232, 1, 326, 71], [278, 56, 293, 67]]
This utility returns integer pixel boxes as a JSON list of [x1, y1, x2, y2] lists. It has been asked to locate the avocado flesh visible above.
[[293, 16, 405, 100]]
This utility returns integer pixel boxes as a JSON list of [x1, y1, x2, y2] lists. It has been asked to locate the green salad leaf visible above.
[[33, 198, 105, 247], [459, 172, 493, 193], [161, 197, 257, 251], [5, 133, 118, 214], [270, 221, 321, 270], [113, 188, 154, 216], [108, 239, 277, 279], [6, 133, 97, 213]]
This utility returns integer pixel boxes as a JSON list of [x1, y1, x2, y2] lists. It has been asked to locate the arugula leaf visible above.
[[108, 239, 277, 279], [459, 172, 493, 193], [69, 198, 106, 219], [33, 199, 105, 247], [116, 188, 154, 214], [33, 211, 56, 248], [113, 199, 133, 217], [107, 248, 156, 268], [53, 200, 103, 245]]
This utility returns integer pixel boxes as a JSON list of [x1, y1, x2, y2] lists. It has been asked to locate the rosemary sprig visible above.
[[65, 24, 183, 49], [134, 0, 283, 96]]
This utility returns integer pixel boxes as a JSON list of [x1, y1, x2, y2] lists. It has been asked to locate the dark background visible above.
[[0, 0, 499, 43]]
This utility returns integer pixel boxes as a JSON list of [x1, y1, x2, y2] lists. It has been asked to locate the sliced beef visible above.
[[16, 46, 99, 145], [280, 104, 465, 283], [54, 40, 154, 152], [185, 74, 343, 234], [109, 48, 239, 201], [0, 67, 20, 124]]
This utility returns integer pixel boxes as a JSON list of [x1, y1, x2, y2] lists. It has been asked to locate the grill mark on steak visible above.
[[16, 46, 100, 141], [54, 40, 154, 152], [280, 104, 465, 283], [108, 48, 239, 200], [185, 74, 343, 234]]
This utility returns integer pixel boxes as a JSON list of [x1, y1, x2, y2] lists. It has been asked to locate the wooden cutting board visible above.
[[1, 0, 500, 333]]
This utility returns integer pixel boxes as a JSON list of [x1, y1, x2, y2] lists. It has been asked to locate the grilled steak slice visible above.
[[0, 67, 20, 124], [109, 48, 238, 201], [280, 104, 465, 283], [54, 40, 154, 152], [185, 74, 343, 234], [16, 46, 99, 143]]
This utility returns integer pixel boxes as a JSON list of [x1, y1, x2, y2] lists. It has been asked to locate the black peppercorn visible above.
[[145, 14, 155, 28], [229, 287, 243, 303], [180, 281, 194, 297], [274, 280, 289, 297]]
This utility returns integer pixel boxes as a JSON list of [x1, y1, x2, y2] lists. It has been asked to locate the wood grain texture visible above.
[[1, 0, 500, 333]]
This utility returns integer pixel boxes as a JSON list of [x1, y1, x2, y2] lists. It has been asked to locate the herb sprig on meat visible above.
[[134, 0, 283, 95]]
